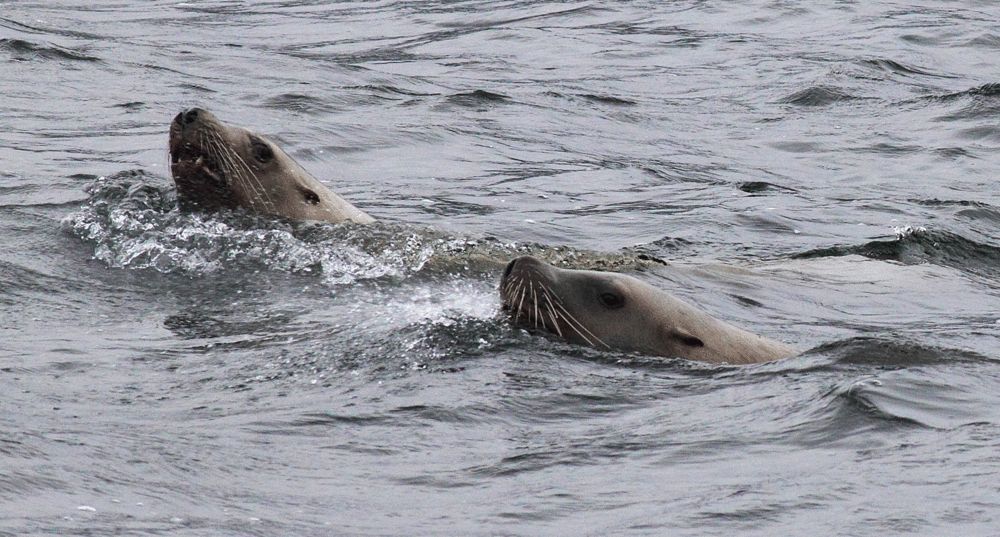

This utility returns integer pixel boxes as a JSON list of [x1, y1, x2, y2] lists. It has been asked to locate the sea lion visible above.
[[168, 108, 375, 224], [499, 256, 797, 364]]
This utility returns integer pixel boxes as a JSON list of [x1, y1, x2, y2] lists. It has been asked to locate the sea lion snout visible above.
[[500, 256, 558, 297], [501, 256, 549, 284], [172, 108, 208, 131], [182, 108, 200, 125]]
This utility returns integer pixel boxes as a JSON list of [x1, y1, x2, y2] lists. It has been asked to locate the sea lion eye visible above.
[[250, 138, 274, 163], [599, 292, 625, 310]]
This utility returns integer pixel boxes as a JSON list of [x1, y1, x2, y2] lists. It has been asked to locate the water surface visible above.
[[2, 1, 1000, 535]]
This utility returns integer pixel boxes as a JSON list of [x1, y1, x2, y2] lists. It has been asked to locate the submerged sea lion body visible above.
[[168, 108, 374, 224], [500, 256, 797, 364]]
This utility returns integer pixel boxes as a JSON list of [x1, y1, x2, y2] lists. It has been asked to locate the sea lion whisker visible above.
[[534, 283, 575, 342], [550, 298, 609, 349], [508, 277, 602, 346], [500, 276, 518, 309], [541, 293, 563, 338], [530, 281, 541, 329], [533, 281, 603, 347], [203, 130, 259, 206], [209, 130, 274, 211], [202, 131, 239, 183], [501, 277, 519, 314], [501, 275, 517, 297], [198, 131, 229, 182], [224, 134, 277, 211], [514, 279, 528, 323]]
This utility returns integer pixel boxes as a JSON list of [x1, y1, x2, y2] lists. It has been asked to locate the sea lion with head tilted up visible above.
[[168, 108, 374, 224], [500, 256, 797, 364]]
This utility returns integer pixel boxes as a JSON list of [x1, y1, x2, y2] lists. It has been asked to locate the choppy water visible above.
[[3, 1, 1000, 535]]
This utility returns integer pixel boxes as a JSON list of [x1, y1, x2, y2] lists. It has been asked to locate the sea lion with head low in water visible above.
[[168, 108, 375, 224], [499, 256, 797, 364]]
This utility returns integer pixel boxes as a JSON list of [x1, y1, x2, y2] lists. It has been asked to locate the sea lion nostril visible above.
[[183, 109, 199, 125], [173, 111, 184, 125]]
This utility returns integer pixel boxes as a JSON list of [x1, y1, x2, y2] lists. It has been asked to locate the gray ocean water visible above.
[[3, 1, 1000, 535]]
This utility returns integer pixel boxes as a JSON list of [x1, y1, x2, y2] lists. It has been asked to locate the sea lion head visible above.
[[168, 108, 374, 224], [499, 256, 796, 364]]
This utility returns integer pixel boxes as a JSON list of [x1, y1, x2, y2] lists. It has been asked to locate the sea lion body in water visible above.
[[168, 108, 374, 224], [500, 256, 797, 364]]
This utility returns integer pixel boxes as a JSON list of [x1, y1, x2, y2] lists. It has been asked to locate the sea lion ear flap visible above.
[[664, 326, 705, 348]]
